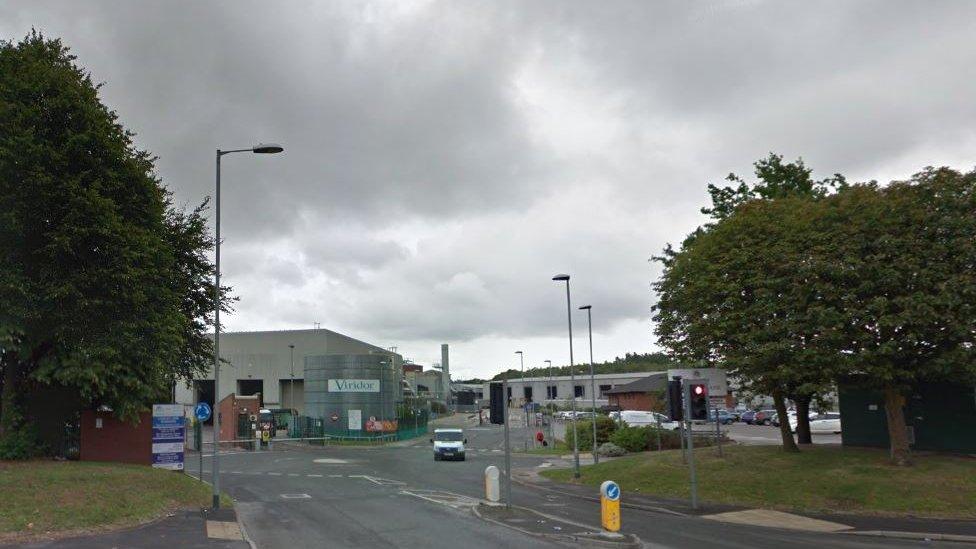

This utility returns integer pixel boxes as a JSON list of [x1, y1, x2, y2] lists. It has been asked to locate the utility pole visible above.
[[579, 305, 598, 464], [683, 380, 699, 510], [503, 375, 512, 509]]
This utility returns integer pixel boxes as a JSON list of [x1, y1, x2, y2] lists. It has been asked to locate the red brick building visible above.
[[606, 375, 667, 412], [80, 410, 153, 465], [218, 394, 261, 441]]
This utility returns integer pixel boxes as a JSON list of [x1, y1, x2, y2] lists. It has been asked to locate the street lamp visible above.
[[552, 274, 580, 478], [515, 351, 526, 427], [544, 359, 553, 443], [579, 305, 598, 464], [212, 143, 283, 509], [288, 344, 295, 418]]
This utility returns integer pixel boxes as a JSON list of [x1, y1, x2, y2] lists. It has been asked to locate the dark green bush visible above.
[[563, 416, 617, 450], [610, 426, 647, 452]]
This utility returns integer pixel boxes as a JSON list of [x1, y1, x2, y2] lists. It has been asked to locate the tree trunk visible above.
[[883, 384, 912, 466], [0, 358, 22, 437], [794, 396, 812, 445], [772, 389, 799, 452]]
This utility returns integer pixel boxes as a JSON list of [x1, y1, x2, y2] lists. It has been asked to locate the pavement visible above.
[[2, 508, 249, 549]]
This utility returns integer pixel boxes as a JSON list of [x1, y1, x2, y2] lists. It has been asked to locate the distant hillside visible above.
[[490, 352, 678, 381]]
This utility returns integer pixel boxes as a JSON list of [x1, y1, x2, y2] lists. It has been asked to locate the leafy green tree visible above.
[[655, 155, 844, 449], [0, 32, 227, 454], [820, 169, 976, 465]]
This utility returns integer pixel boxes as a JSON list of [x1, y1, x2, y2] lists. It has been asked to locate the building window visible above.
[[523, 387, 533, 401], [599, 384, 612, 397], [574, 385, 584, 398], [547, 385, 558, 399]]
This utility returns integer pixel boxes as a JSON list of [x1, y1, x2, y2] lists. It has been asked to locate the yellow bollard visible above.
[[600, 480, 621, 533]]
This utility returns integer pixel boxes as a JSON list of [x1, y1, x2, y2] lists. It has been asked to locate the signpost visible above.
[[600, 480, 621, 533], [152, 404, 185, 471], [193, 402, 211, 476]]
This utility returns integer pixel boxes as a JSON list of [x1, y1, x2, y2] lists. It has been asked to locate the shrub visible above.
[[0, 426, 45, 460], [610, 426, 648, 452], [598, 442, 627, 457], [564, 416, 617, 450]]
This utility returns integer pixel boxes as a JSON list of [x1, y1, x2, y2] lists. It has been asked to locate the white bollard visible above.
[[484, 465, 500, 503]]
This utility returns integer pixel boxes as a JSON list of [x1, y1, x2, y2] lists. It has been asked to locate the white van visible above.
[[620, 410, 680, 430], [431, 428, 467, 461]]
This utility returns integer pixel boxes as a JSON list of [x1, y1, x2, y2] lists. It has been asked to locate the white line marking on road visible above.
[[280, 493, 311, 499], [328, 474, 344, 478], [267, 472, 282, 476], [307, 474, 323, 478], [230, 471, 243, 474], [349, 475, 405, 486], [288, 473, 300, 476]]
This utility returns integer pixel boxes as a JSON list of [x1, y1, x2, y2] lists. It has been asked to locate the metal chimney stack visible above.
[[441, 344, 450, 410]]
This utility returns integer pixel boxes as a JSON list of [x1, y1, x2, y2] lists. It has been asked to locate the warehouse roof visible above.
[[605, 373, 668, 394]]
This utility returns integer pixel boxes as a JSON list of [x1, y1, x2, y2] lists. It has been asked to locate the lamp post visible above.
[[288, 344, 295, 428], [552, 274, 580, 478], [212, 143, 283, 509], [515, 351, 526, 427], [544, 359, 553, 443], [579, 305, 598, 464]]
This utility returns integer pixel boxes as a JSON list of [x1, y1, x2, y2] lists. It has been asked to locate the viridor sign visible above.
[[328, 379, 380, 392]]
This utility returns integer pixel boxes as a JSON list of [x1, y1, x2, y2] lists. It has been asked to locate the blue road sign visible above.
[[195, 402, 212, 422], [605, 481, 620, 501]]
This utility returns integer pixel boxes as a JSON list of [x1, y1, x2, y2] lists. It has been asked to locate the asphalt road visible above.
[[188, 414, 947, 549]]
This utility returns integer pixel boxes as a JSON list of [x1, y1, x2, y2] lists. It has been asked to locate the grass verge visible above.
[[0, 460, 228, 538], [539, 444, 976, 518], [516, 441, 570, 455]]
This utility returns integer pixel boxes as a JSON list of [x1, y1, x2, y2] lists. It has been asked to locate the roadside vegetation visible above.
[[541, 445, 976, 519], [0, 461, 228, 539], [653, 155, 976, 464]]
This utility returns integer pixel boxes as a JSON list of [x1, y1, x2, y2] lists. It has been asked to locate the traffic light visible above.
[[666, 380, 683, 421], [489, 382, 505, 424], [688, 383, 708, 421]]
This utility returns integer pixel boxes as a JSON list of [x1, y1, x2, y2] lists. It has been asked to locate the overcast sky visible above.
[[4, 1, 975, 379]]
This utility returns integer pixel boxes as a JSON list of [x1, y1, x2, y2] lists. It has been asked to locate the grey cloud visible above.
[[5, 1, 976, 375]]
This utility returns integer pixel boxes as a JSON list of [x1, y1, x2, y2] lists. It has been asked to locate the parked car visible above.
[[750, 409, 777, 426], [619, 410, 680, 430], [740, 410, 758, 424], [708, 409, 735, 425], [771, 410, 819, 432], [809, 412, 842, 434]]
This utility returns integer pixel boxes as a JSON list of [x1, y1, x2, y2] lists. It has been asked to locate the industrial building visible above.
[[175, 328, 405, 416], [483, 368, 729, 410]]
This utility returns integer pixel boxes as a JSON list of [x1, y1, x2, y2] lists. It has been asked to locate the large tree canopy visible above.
[[654, 156, 976, 463], [0, 32, 226, 456]]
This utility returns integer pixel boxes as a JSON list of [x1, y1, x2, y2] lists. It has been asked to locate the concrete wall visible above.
[[80, 410, 152, 465], [175, 329, 401, 414]]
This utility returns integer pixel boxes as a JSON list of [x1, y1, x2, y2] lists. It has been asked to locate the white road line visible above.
[[230, 471, 243, 474], [267, 472, 282, 476], [328, 474, 344, 478], [307, 474, 323, 478], [288, 473, 300, 477]]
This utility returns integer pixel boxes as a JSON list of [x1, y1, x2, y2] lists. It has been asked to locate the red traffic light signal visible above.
[[693, 385, 705, 396]]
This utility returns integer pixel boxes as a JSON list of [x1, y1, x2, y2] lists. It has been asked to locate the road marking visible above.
[[230, 471, 243, 474], [349, 475, 405, 486], [328, 474, 344, 478], [267, 472, 282, 476], [280, 493, 311, 499], [288, 473, 300, 477], [307, 474, 323, 478], [313, 458, 350, 464], [491, 449, 502, 453]]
